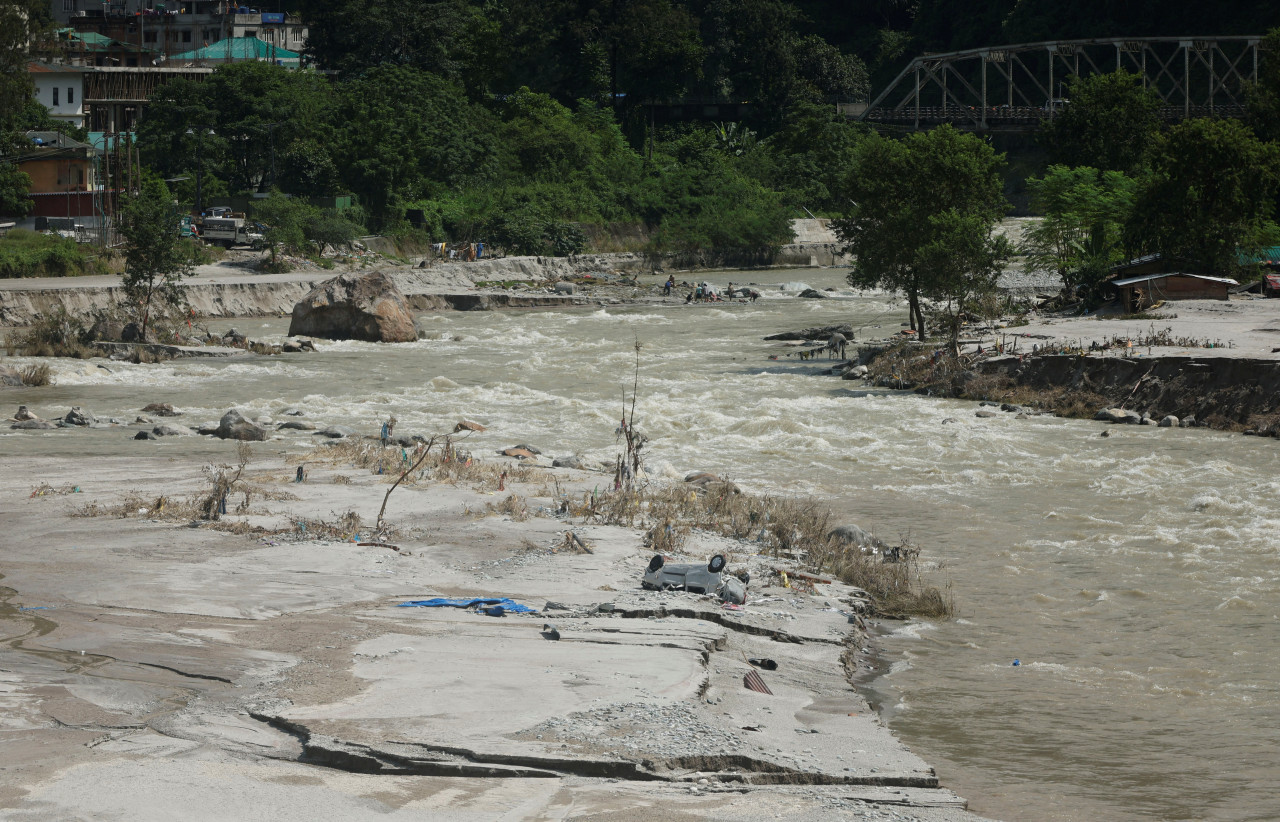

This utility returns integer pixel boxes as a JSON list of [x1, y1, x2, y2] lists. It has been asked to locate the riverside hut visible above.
[[1113, 273, 1237, 312]]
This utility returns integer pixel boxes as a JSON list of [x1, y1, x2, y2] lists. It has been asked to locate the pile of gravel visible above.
[[518, 701, 746, 760]]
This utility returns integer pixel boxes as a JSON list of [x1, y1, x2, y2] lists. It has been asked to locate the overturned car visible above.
[[642, 553, 747, 604]]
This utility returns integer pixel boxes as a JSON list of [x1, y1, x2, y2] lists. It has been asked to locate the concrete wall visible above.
[[30, 71, 86, 128]]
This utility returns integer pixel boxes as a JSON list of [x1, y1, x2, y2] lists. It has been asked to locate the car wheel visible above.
[[708, 554, 726, 574], [647, 554, 665, 573]]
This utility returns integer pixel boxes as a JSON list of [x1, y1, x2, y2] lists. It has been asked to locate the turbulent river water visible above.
[[4, 266, 1279, 821]]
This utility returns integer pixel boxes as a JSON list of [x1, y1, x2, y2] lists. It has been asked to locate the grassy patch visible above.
[[0, 229, 105, 278]]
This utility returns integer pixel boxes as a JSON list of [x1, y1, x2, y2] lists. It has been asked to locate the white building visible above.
[[28, 62, 91, 129]]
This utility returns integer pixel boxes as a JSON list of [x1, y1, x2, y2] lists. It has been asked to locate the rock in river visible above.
[[152, 423, 195, 437], [62, 406, 96, 426], [287, 271, 419, 343], [12, 419, 56, 430], [215, 409, 270, 441]]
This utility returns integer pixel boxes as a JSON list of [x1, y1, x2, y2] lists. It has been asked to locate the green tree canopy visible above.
[[137, 64, 335, 197], [1246, 28, 1280, 141], [297, 0, 501, 93], [1022, 164, 1136, 297], [332, 65, 499, 223], [1042, 70, 1162, 174], [833, 125, 1009, 339], [1125, 118, 1280, 276]]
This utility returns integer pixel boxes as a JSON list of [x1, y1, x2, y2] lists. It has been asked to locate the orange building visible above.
[[16, 132, 100, 218]]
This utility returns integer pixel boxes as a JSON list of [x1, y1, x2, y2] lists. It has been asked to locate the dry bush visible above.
[[291, 509, 363, 541], [20, 364, 51, 386], [299, 437, 551, 491], [486, 493, 530, 521], [566, 478, 952, 619]]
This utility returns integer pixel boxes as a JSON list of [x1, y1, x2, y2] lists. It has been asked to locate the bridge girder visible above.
[[860, 36, 1262, 131]]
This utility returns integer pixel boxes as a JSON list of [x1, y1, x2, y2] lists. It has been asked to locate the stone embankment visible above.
[[979, 353, 1280, 432]]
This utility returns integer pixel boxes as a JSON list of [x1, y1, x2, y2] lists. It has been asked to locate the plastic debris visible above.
[[398, 597, 539, 614]]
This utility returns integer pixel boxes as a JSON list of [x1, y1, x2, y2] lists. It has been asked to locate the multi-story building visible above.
[[49, 0, 307, 64], [28, 62, 92, 129]]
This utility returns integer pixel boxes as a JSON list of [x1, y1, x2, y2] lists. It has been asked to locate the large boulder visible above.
[[62, 406, 96, 426], [1094, 407, 1141, 424], [86, 317, 125, 342], [828, 524, 885, 552], [287, 271, 419, 343], [152, 423, 195, 437], [215, 409, 270, 441], [12, 419, 56, 430]]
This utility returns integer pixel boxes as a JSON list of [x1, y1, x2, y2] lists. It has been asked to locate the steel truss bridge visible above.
[[859, 36, 1263, 131]]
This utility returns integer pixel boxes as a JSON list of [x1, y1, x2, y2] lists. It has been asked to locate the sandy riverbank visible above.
[[0, 432, 994, 821]]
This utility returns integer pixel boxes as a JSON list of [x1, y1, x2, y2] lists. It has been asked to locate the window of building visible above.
[[53, 87, 59, 106], [63, 0, 75, 11], [68, 87, 74, 105], [182, 30, 192, 42], [143, 31, 157, 43]]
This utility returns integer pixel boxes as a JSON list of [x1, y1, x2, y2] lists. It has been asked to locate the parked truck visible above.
[[198, 215, 263, 249]]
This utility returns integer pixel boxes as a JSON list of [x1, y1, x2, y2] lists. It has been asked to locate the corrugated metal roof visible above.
[[1112, 273, 1239, 287], [1238, 246, 1280, 265], [168, 37, 301, 62]]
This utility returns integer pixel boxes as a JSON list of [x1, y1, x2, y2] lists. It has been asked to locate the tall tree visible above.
[[1246, 28, 1280, 141], [297, 0, 501, 93], [916, 209, 1012, 355], [1, 0, 54, 217], [332, 65, 499, 222], [1022, 165, 1136, 297], [1042, 70, 1162, 174], [833, 126, 1009, 339], [116, 177, 193, 339], [1126, 118, 1280, 277]]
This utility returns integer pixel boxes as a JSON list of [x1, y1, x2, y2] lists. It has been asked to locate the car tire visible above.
[[647, 554, 665, 573], [708, 554, 726, 574]]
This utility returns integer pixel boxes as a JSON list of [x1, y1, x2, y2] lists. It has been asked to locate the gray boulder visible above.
[[552, 455, 585, 469], [63, 406, 96, 426], [314, 425, 356, 439], [842, 364, 869, 380], [763, 324, 854, 342], [134, 430, 157, 440], [86, 317, 125, 342], [553, 282, 577, 295], [1159, 415, 1179, 427], [288, 271, 419, 343], [152, 423, 195, 437], [12, 419, 56, 430], [511, 443, 542, 454], [798, 288, 828, 299], [215, 409, 270, 441], [1179, 416, 1196, 428], [975, 410, 998, 418], [1095, 408, 1141, 424], [829, 524, 885, 552], [277, 420, 317, 431], [0, 366, 23, 387]]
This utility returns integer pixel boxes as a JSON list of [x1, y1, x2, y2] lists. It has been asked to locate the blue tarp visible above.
[[399, 597, 538, 614]]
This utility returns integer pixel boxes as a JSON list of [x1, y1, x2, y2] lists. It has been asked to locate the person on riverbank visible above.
[[664, 275, 675, 296]]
